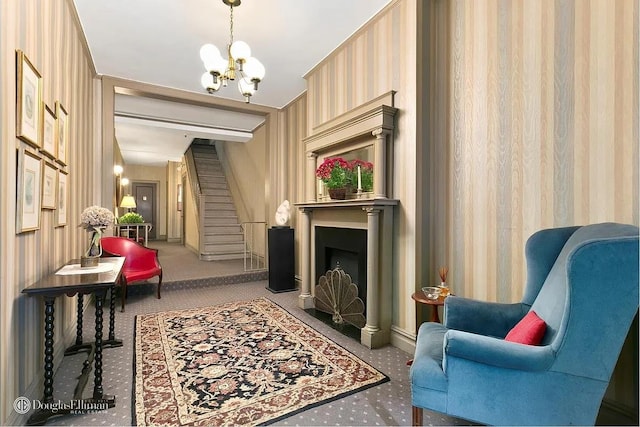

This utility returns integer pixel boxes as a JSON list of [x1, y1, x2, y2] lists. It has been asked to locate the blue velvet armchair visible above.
[[410, 223, 639, 426]]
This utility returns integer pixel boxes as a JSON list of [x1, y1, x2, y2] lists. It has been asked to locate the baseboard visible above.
[[166, 237, 181, 243], [390, 325, 416, 355]]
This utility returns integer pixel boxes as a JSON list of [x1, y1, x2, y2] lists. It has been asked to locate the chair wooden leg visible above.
[[121, 279, 127, 312], [157, 272, 163, 299], [412, 406, 423, 426]]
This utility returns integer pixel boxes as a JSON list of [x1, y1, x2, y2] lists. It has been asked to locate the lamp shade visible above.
[[120, 195, 137, 209], [230, 40, 251, 62], [244, 57, 265, 81], [200, 43, 220, 64]]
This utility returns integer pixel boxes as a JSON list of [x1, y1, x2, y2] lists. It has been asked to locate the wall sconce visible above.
[[114, 165, 124, 211]]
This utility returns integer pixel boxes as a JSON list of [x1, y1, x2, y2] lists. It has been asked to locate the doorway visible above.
[[132, 182, 157, 239]]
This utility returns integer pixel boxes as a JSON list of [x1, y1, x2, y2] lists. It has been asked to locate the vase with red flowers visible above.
[[315, 157, 353, 200]]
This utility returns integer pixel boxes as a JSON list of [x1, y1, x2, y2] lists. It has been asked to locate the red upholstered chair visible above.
[[101, 236, 163, 311]]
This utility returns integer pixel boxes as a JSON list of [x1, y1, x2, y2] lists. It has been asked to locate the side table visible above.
[[411, 291, 448, 323], [21, 257, 125, 425]]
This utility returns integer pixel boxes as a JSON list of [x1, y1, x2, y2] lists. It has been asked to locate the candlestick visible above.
[[357, 165, 362, 192]]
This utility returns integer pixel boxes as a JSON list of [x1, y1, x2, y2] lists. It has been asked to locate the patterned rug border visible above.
[[132, 297, 389, 426]]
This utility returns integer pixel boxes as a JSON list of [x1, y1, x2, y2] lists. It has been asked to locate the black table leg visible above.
[[26, 298, 56, 425], [103, 283, 122, 348], [76, 294, 83, 345], [43, 297, 55, 404], [93, 290, 105, 399], [65, 294, 93, 355]]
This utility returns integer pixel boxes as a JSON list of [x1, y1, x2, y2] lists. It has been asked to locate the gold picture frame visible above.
[[17, 149, 42, 233], [16, 50, 43, 148], [41, 103, 57, 159], [42, 161, 57, 210], [55, 101, 68, 166], [56, 170, 68, 227]]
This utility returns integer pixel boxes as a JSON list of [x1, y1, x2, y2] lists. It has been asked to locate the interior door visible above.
[[133, 182, 156, 239]]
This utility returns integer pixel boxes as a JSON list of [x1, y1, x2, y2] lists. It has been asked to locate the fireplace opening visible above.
[[307, 227, 367, 341], [315, 227, 367, 300]]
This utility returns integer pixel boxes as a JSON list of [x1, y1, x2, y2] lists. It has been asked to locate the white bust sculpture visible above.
[[274, 200, 291, 227]]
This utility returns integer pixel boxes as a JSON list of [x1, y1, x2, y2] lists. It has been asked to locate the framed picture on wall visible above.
[[41, 162, 57, 210], [55, 101, 68, 166], [41, 104, 57, 159], [16, 50, 43, 148], [16, 149, 42, 233], [56, 170, 68, 227]]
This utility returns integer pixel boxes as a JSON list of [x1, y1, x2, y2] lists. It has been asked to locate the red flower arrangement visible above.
[[315, 157, 352, 189], [316, 157, 374, 193]]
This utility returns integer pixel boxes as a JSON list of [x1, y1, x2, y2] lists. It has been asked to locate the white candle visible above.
[[318, 179, 322, 196], [357, 165, 362, 191]]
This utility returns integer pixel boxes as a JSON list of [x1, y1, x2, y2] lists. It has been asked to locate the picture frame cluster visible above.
[[15, 49, 69, 233]]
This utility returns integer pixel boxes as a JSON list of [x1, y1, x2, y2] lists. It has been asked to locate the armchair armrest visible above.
[[444, 296, 527, 337], [444, 329, 555, 371]]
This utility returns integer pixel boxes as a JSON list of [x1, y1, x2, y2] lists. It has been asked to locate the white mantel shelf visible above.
[[295, 199, 399, 210]]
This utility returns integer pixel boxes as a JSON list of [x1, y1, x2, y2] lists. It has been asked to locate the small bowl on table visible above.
[[422, 286, 442, 301]]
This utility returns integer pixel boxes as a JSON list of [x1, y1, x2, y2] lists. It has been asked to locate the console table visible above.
[[21, 257, 125, 425], [114, 223, 152, 246]]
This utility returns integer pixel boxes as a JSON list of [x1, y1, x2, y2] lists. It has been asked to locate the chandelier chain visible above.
[[229, 5, 234, 46]]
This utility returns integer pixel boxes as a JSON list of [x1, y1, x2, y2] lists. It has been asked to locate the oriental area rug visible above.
[[133, 298, 389, 426]]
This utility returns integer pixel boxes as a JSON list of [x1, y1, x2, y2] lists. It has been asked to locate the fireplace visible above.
[[315, 227, 367, 306], [295, 92, 398, 348]]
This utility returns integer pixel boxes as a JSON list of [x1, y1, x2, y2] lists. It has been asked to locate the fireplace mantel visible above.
[[296, 199, 399, 210], [295, 199, 397, 349]]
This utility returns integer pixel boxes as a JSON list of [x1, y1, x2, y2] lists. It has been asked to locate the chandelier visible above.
[[199, 0, 265, 103]]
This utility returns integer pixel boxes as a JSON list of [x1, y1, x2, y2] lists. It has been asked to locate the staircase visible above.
[[190, 143, 245, 261]]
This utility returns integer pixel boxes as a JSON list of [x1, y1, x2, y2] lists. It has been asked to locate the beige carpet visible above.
[[134, 298, 389, 426]]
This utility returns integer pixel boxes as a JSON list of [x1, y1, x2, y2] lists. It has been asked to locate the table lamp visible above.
[[120, 195, 136, 212]]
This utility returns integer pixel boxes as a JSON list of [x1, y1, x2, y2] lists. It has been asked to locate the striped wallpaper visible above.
[[303, 0, 638, 341], [1, 0, 97, 423], [445, 0, 639, 302], [279, 94, 308, 278]]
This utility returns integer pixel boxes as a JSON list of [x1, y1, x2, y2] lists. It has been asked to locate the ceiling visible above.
[[73, 0, 391, 166]]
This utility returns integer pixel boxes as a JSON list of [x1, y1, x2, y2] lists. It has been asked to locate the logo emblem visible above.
[[13, 397, 31, 415]]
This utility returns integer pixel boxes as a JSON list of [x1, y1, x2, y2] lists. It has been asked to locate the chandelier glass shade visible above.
[[200, 0, 265, 103]]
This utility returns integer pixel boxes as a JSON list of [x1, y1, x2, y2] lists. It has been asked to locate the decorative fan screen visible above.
[[314, 267, 366, 329]]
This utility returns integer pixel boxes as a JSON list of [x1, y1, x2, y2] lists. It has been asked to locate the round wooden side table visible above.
[[411, 291, 448, 323]]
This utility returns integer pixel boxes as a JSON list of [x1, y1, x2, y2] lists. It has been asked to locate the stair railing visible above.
[[184, 147, 205, 254], [242, 221, 267, 271]]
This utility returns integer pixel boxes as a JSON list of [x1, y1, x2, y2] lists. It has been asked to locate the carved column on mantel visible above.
[[372, 128, 391, 199], [361, 206, 383, 348], [306, 152, 318, 203], [298, 207, 315, 309]]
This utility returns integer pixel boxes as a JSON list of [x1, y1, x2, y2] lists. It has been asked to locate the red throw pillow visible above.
[[504, 311, 547, 345]]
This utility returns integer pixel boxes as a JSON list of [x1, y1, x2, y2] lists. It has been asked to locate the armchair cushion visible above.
[[504, 310, 547, 345], [444, 296, 526, 337]]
